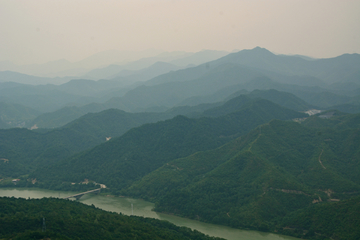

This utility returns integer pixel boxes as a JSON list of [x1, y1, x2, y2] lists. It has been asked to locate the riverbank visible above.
[[0, 188, 300, 240]]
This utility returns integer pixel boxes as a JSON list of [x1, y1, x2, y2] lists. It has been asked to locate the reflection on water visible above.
[[0, 188, 299, 240]]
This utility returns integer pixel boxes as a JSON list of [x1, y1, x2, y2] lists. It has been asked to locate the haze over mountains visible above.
[[0, 47, 359, 129], [0, 49, 229, 80], [1, 47, 360, 240]]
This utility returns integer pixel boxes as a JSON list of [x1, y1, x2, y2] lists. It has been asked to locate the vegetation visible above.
[[124, 117, 360, 239], [0, 108, 171, 178], [277, 196, 360, 239], [1, 47, 360, 240], [0, 197, 223, 240], [30, 98, 305, 192]]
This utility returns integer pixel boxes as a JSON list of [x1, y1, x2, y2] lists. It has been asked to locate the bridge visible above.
[[62, 188, 101, 200]]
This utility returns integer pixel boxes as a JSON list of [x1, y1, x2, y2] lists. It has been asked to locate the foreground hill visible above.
[[0, 197, 223, 240], [125, 115, 360, 239], [31, 98, 306, 191]]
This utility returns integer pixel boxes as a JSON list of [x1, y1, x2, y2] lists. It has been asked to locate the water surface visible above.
[[0, 188, 299, 240]]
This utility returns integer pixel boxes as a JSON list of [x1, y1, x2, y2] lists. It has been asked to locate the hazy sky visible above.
[[1, 0, 359, 65]]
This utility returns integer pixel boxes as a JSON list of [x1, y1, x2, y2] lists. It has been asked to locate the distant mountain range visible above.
[[0, 47, 359, 130], [1, 48, 360, 240], [0, 49, 229, 79]]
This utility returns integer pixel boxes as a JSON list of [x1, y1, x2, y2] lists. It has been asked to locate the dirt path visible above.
[[318, 149, 326, 169], [248, 128, 262, 152]]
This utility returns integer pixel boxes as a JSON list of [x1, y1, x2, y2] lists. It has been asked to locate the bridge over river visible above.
[[62, 188, 101, 200]]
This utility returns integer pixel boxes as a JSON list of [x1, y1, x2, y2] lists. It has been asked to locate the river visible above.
[[0, 188, 299, 240]]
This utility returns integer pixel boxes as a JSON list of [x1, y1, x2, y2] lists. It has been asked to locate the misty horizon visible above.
[[1, 0, 359, 66]]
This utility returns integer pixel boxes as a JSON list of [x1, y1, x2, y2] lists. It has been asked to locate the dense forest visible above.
[[124, 114, 360, 239], [0, 197, 223, 240]]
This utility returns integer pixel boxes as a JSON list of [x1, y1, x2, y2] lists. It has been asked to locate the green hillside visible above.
[[125, 118, 360, 239], [0, 94, 306, 181], [31, 99, 306, 191], [0, 197, 223, 240], [302, 111, 360, 130], [0, 109, 174, 178], [278, 196, 360, 239], [0, 126, 104, 178]]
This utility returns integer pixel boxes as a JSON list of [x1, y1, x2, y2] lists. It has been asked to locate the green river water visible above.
[[0, 188, 300, 240]]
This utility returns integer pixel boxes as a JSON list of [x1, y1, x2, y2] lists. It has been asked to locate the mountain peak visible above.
[[240, 46, 274, 55]]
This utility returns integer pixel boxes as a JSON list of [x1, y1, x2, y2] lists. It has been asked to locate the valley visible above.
[[0, 188, 300, 240], [0, 47, 359, 240]]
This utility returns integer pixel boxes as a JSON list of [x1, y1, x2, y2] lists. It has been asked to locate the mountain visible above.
[[106, 64, 267, 111], [98, 46, 360, 113], [143, 47, 359, 88], [243, 89, 316, 111], [109, 61, 182, 80], [0, 102, 41, 128], [0, 86, 97, 113], [0, 71, 73, 85], [169, 50, 229, 67], [82, 50, 228, 80], [212, 47, 360, 84], [0, 49, 166, 78], [56, 79, 130, 96], [290, 90, 358, 108], [0, 126, 106, 177], [28, 105, 107, 129], [31, 98, 306, 191], [30, 83, 317, 130], [83, 61, 182, 81], [0, 107, 187, 177], [59, 108, 173, 140], [0, 77, 138, 113], [2, 47, 359, 115], [125, 115, 360, 239]]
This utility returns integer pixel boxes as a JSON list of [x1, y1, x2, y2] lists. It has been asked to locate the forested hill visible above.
[[30, 98, 306, 191], [0, 108, 174, 178], [0, 93, 306, 180], [0, 197, 223, 240], [125, 114, 360, 239]]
